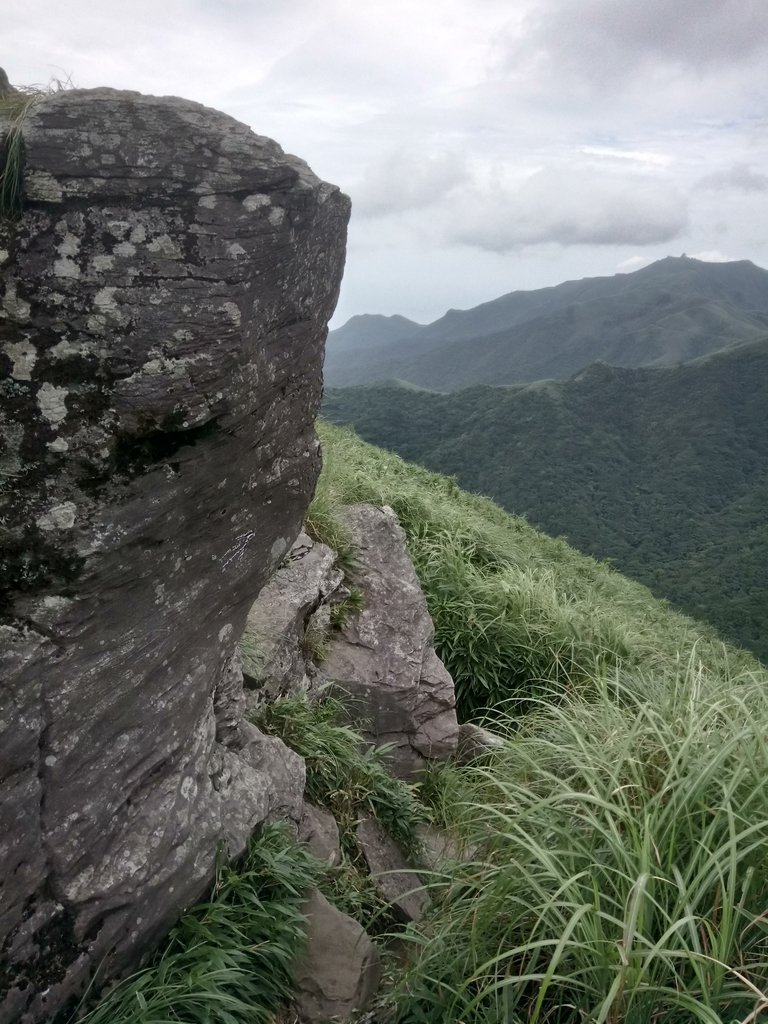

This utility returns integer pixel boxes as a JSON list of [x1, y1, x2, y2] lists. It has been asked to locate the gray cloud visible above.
[[508, 0, 768, 91], [5, 0, 768, 324], [698, 163, 768, 193], [354, 150, 470, 217], [447, 168, 688, 251]]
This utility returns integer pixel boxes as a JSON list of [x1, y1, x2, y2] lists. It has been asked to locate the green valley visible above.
[[324, 336, 768, 662]]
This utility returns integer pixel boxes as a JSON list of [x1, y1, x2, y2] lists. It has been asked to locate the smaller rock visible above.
[[456, 722, 506, 764], [237, 721, 306, 828], [240, 532, 342, 704], [320, 505, 459, 780], [297, 802, 341, 866], [415, 823, 480, 872], [356, 817, 430, 923], [293, 889, 381, 1023]]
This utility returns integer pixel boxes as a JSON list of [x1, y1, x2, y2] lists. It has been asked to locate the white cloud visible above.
[[617, 256, 655, 273], [3, 0, 768, 323], [688, 249, 732, 262], [353, 149, 470, 217], [581, 147, 673, 168]]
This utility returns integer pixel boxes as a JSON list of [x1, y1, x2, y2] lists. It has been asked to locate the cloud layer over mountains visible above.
[[6, 0, 768, 321]]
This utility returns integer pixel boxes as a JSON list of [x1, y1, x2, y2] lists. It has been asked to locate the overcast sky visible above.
[[6, 0, 768, 325]]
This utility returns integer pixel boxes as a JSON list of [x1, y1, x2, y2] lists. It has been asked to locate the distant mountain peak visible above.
[[325, 256, 768, 390]]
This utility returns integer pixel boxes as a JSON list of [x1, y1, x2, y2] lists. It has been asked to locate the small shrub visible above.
[[0, 78, 74, 222], [0, 91, 41, 220], [329, 587, 365, 630], [302, 617, 330, 665], [305, 490, 358, 577]]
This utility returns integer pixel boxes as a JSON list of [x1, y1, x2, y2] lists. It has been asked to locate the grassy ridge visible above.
[[315, 421, 759, 719], [313, 424, 768, 1022]]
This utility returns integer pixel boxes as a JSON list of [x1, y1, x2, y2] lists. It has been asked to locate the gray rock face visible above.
[[320, 505, 459, 778], [356, 817, 430, 924], [0, 88, 349, 1022], [456, 722, 506, 764], [293, 889, 381, 1023], [241, 531, 342, 707], [0, 68, 15, 97], [297, 802, 342, 867]]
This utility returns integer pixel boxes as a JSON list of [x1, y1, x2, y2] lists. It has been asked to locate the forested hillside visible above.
[[324, 337, 768, 661], [325, 256, 768, 390]]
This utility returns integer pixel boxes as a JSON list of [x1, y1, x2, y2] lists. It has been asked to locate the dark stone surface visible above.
[[0, 88, 349, 1022], [356, 817, 431, 923], [320, 504, 458, 779], [292, 888, 381, 1023]]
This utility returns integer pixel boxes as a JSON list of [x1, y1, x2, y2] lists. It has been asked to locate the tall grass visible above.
[[0, 78, 74, 221], [255, 693, 428, 934], [76, 825, 322, 1024], [316, 422, 760, 719], [0, 88, 47, 221], [255, 693, 426, 857], [394, 666, 768, 1023]]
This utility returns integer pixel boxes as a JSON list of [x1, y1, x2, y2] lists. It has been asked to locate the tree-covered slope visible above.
[[315, 421, 762, 714], [323, 336, 768, 662], [325, 256, 768, 390]]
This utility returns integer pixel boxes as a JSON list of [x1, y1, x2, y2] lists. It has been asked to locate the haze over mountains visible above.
[[325, 257, 768, 391], [324, 257, 768, 662]]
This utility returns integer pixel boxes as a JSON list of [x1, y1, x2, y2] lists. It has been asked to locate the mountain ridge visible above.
[[325, 257, 768, 390]]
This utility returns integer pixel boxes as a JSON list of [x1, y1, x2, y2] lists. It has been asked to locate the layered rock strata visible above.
[[0, 88, 349, 1023]]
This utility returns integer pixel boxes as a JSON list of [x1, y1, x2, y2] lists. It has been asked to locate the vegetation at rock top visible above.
[[323, 334, 768, 666], [324, 256, 768, 391], [78, 424, 768, 1023]]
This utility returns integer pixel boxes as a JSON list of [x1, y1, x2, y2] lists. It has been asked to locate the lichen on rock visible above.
[[0, 86, 349, 1023]]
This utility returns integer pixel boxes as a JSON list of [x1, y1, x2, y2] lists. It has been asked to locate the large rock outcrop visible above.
[[0, 88, 349, 1022]]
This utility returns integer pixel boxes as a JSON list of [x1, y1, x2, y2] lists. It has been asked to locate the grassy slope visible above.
[[323, 337, 768, 664], [317, 424, 768, 1023], [81, 425, 768, 1024], [315, 421, 761, 718]]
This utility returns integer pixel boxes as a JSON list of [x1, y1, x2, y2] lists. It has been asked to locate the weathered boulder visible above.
[[297, 802, 342, 867], [292, 888, 381, 1023], [0, 88, 349, 1023], [320, 505, 459, 778], [241, 531, 342, 708], [456, 722, 506, 764], [356, 817, 430, 924]]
